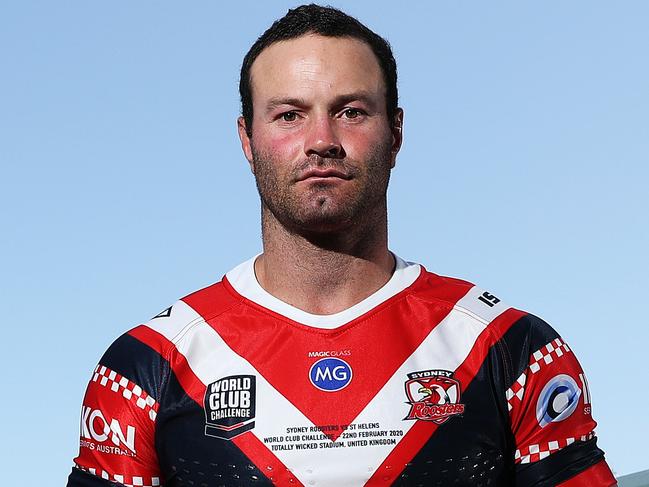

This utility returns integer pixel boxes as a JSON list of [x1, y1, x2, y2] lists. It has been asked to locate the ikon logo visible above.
[[81, 406, 136, 454], [309, 358, 353, 392]]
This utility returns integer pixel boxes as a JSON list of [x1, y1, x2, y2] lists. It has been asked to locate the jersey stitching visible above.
[[452, 304, 490, 325], [450, 305, 492, 328], [497, 339, 514, 394], [149, 300, 245, 426], [165, 298, 245, 349]]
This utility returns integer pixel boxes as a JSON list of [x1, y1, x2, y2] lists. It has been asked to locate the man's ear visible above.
[[237, 116, 255, 172], [389, 108, 404, 169]]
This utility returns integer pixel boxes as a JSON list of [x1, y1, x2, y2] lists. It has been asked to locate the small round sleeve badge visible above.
[[536, 374, 581, 428]]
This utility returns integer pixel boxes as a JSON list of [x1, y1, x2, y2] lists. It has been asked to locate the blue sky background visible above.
[[1, 1, 647, 484]]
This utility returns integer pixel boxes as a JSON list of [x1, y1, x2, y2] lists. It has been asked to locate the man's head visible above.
[[239, 4, 398, 137], [237, 5, 403, 237]]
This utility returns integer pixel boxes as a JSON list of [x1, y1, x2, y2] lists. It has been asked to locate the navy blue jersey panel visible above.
[[98, 332, 168, 402], [155, 366, 272, 487], [500, 314, 561, 386], [394, 346, 515, 486], [67, 468, 126, 487], [514, 437, 606, 487]]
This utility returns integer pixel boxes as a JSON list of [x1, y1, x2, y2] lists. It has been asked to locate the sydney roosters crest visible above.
[[404, 369, 465, 424]]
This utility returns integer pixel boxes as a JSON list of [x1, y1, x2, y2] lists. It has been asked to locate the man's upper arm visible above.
[[67, 329, 166, 487], [504, 314, 616, 486]]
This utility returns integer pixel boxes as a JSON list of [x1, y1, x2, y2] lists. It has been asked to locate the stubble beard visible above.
[[251, 141, 393, 238]]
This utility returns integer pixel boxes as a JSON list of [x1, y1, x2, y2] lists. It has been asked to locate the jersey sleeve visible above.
[[503, 314, 616, 487], [67, 329, 168, 487]]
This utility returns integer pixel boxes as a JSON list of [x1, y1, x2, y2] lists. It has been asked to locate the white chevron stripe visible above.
[[143, 286, 511, 487], [264, 287, 511, 486]]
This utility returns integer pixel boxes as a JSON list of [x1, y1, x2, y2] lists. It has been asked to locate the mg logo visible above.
[[309, 358, 353, 392]]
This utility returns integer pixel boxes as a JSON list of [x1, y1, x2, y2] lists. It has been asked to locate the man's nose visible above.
[[304, 116, 344, 159]]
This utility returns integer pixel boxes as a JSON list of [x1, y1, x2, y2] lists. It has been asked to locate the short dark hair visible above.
[[239, 4, 398, 136]]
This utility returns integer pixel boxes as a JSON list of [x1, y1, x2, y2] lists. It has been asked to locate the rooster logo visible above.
[[416, 379, 453, 404], [404, 371, 465, 424]]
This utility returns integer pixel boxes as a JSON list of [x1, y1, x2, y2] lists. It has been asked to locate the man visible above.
[[68, 5, 616, 486]]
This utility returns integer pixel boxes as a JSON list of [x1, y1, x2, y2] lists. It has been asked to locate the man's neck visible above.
[[254, 210, 394, 315]]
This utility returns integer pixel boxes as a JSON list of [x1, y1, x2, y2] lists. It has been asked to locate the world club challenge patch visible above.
[[204, 375, 256, 440], [404, 369, 465, 424]]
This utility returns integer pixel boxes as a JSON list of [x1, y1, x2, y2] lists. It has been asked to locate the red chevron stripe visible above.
[[136, 273, 519, 486], [128, 325, 205, 405], [366, 308, 527, 485], [190, 271, 473, 441], [129, 323, 302, 486], [233, 432, 304, 486]]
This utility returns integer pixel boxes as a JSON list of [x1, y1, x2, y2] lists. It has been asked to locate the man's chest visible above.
[[153, 302, 514, 486]]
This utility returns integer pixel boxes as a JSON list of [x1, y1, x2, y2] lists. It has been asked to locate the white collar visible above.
[[225, 253, 421, 329]]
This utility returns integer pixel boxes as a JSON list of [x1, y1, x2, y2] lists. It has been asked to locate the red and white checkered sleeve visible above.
[[71, 363, 162, 487], [507, 332, 615, 485]]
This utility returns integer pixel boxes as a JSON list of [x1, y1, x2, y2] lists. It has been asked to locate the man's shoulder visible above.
[[413, 265, 513, 321], [413, 264, 558, 340], [103, 267, 242, 352], [136, 274, 244, 347]]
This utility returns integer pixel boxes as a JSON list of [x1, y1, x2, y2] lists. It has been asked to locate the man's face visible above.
[[238, 34, 403, 234]]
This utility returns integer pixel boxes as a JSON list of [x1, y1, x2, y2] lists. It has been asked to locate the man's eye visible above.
[[281, 112, 298, 122], [343, 108, 362, 119]]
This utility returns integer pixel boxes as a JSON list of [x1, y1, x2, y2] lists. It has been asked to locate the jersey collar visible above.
[[225, 253, 421, 329]]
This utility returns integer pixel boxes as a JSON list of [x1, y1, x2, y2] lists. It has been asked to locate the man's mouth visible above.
[[296, 168, 351, 182]]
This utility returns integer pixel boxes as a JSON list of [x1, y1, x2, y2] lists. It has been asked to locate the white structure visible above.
[[618, 469, 649, 487]]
